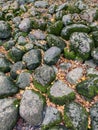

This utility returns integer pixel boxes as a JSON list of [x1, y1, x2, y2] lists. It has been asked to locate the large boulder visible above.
[[0, 72, 18, 98], [0, 20, 11, 39], [0, 98, 19, 130], [19, 90, 45, 126]]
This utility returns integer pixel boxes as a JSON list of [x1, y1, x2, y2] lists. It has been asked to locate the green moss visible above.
[[13, 99, 20, 108], [48, 89, 75, 105], [64, 48, 76, 60], [67, 5, 80, 14], [33, 80, 50, 93], [47, 21, 63, 35], [64, 111, 76, 130], [41, 114, 62, 130]]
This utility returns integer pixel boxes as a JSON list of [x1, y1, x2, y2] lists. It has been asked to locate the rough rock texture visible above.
[[16, 72, 31, 89], [66, 67, 83, 84], [48, 80, 75, 105], [42, 106, 61, 129], [64, 102, 88, 130], [20, 90, 45, 126], [0, 72, 18, 97], [34, 65, 56, 87], [0, 20, 11, 39], [22, 49, 42, 70], [70, 32, 94, 60], [44, 46, 61, 65], [0, 98, 19, 130], [90, 102, 98, 130]]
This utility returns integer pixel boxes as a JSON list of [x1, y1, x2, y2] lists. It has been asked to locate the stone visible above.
[[42, 106, 61, 129], [18, 36, 27, 45], [3, 39, 15, 50], [48, 4, 57, 14], [92, 31, 98, 47], [32, 30, 46, 40], [0, 20, 11, 39], [0, 98, 19, 130], [0, 56, 11, 72], [56, 3, 68, 12], [91, 48, 98, 64], [76, 77, 98, 100], [48, 125, 68, 130], [34, 1, 48, 8], [19, 90, 45, 126], [46, 34, 66, 51], [62, 14, 73, 26], [33, 65, 56, 92], [48, 80, 75, 105], [0, 72, 18, 98], [16, 72, 31, 89], [70, 32, 94, 60], [47, 21, 63, 35], [59, 62, 72, 70], [13, 16, 21, 27], [8, 47, 24, 62], [22, 49, 41, 70], [19, 18, 31, 32], [86, 68, 98, 77], [84, 60, 96, 68], [90, 102, 98, 130], [64, 102, 88, 130], [44, 47, 61, 65], [10, 61, 25, 80], [80, 8, 98, 23], [66, 67, 83, 84]]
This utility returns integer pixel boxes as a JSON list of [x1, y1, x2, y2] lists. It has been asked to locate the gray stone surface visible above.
[[46, 34, 66, 51], [66, 67, 83, 84], [0, 98, 19, 130], [20, 90, 44, 126], [42, 106, 61, 128], [19, 18, 31, 32], [50, 80, 74, 97], [0, 20, 11, 39], [22, 49, 42, 70], [16, 72, 31, 89], [64, 102, 88, 130], [34, 1, 48, 8], [0, 72, 18, 97], [44, 46, 61, 65], [34, 65, 56, 86], [90, 102, 98, 130]]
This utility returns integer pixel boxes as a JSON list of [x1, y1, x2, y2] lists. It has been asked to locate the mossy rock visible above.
[[47, 21, 63, 35], [67, 5, 80, 14], [41, 106, 62, 130], [46, 34, 66, 52], [92, 31, 98, 47], [76, 77, 98, 100], [64, 48, 76, 60], [64, 102, 88, 130], [61, 24, 90, 40], [48, 125, 68, 130], [8, 47, 24, 62], [48, 80, 75, 105], [91, 47, 98, 64], [70, 32, 94, 60], [33, 80, 50, 93]]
